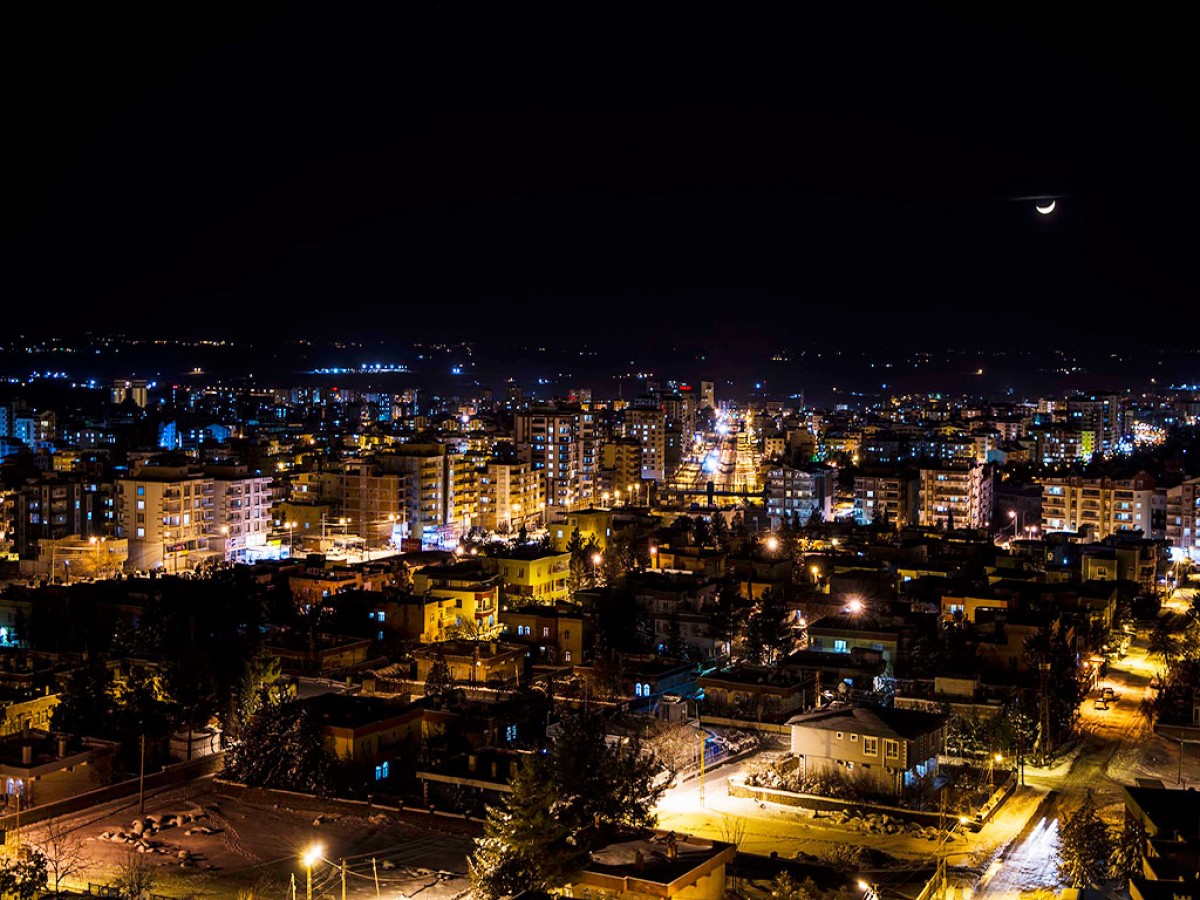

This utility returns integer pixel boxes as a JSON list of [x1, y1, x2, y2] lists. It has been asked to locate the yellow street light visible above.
[[301, 843, 323, 900], [766, 536, 779, 552]]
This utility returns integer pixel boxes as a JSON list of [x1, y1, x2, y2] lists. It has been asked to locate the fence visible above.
[[212, 779, 485, 836], [0, 752, 224, 837]]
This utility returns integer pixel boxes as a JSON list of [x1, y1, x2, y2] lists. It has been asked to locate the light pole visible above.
[[302, 844, 323, 900]]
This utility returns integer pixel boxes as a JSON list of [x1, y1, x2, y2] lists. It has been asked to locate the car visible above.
[[1094, 698, 1108, 710], [1102, 686, 1115, 700]]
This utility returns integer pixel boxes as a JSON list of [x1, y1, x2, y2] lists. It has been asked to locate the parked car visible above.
[[1094, 698, 1108, 710], [1102, 686, 1115, 700]]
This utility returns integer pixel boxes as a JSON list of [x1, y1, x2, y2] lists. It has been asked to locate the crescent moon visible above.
[[1035, 200, 1056, 215]]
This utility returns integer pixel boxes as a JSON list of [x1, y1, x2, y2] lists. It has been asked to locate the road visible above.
[[976, 606, 1173, 900], [668, 411, 763, 498]]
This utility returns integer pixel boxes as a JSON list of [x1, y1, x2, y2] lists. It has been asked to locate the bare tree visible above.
[[112, 851, 156, 899], [41, 819, 89, 897]]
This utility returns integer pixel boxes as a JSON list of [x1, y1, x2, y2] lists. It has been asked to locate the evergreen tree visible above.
[[224, 690, 334, 794], [1111, 818, 1145, 883], [664, 613, 690, 660], [707, 584, 749, 661], [469, 713, 665, 899], [424, 651, 455, 705], [1057, 789, 1114, 888], [50, 660, 116, 739], [710, 513, 730, 550], [0, 848, 48, 900], [745, 589, 793, 666]]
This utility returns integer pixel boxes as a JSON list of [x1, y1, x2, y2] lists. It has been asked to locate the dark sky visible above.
[[4, 4, 1196, 352]]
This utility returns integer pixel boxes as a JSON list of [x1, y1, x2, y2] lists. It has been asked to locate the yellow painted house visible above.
[[551, 507, 615, 552], [485, 548, 571, 604]]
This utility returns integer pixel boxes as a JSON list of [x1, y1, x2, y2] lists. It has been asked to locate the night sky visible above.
[[4, 4, 1196, 352]]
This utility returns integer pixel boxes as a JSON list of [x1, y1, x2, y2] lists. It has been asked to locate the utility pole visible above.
[[373, 858, 381, 898], [698, 727, 706, 808], [341, 858, 347, 900], [1038, 661, 1052, 766], [138, 734, 146, 813]]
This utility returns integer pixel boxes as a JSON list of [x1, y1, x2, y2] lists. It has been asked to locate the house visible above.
[[499, 603, 587, 665], [575, 657, 697, 705], [484, 548, 571, 604], [560, 828, 737, 900], [805, 613, 906, 674], [698, 666, 816, 723], [0, 731, 119, 809], [264, 633, 372, 674], [652, 545, 726, 578], [551, 507, 615, 552], [412, 563, 502, 635], [787, 705, 947, 799], [302, 693, 424, 772], [939, 592, 1017, 624], [415, 747, 528, 812], [411, 640, 525, 687], [1124, 785, 1200, 900]]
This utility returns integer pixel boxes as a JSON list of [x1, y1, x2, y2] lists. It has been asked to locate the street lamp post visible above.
[[302, 844, 323, 900]]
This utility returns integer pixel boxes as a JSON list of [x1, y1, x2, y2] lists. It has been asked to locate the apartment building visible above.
[[1040, 471, 1164, 539], [624, 401, 668, 481], [1167, 476, 1200, 562], [514, 404, 596, 514], [478, 459, 545, 533], [764, 465, 834, 527], [117, 456, 213, 571], [854, 471, 918, 527], [917, 462, 993, 530]]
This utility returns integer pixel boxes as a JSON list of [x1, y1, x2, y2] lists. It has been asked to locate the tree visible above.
[[664, 613, 691, 660], [707, 583, 749, 661], [745, 589, 793, 666], [1057, 790, 1113, 888], [111, 851, 155, 900], [1111, 818, 1145, 883], [40, 819, 89, 897], [49, 660, 116, 739], [224, 690, 334, 793], [424, 651, 455, 704], [1023, 625, 1085, 750], [470, 713, 665, 899], [0, 848, 48, 900]]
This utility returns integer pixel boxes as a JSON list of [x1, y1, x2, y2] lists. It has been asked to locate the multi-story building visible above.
[[1040, 471, 1164, 540], [15, 474, 112, 559], [1032, 425, 1094, 465], [117, 457, 213, 571], [1066, 394, 1122, 454], [338, 459, 404, 546], [764, 465, 834, 527], [917, 462, 993, 530], [853, 471, 918, 527], [596, 438, 643, 499], [207, 465, 273, 562], [478, 460, 545, 533], [1166, 476, 1200, 562], [514, 404, 596, 514], [624, 401, 667, 481], [111, 378, 149, 408]]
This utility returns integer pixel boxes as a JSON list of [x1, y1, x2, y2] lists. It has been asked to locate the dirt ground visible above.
[[21, 780, 475, 899]]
